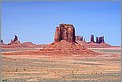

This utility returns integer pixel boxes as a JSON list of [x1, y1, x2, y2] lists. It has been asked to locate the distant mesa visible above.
[[90, 35, 105, 44], [22, 42, 35, 45], [22, 42, 37, 48], [76, 35, 105, 44], [75, 35, 111, 48], [76, 35, 83, 41], [22, 42, 47, 48]]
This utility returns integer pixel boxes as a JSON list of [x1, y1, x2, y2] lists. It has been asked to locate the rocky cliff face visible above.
[[54, 24, 76, 43]]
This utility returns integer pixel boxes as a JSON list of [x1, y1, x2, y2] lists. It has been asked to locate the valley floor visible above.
[[1, 48, 121, 82]]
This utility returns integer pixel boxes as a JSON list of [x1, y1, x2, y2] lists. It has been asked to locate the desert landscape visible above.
[[1, 24, 121, 82], [1, 48, 121, 82]]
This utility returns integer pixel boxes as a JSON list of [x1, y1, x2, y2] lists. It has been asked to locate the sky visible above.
[[1, 1, 121, 46]]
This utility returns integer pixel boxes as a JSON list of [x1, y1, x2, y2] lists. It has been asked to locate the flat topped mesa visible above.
[[54, 24, 76, 43]]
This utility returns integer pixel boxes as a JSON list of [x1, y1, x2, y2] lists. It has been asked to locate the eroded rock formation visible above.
[[13, 35, 18, 42], [9, 35, 21, 45], [1, 35, 47, 48], [76, 35, 83, 41], [54, 24, 75, 43], [98, 36, 105, 43], [1, 24, 110, 49], [40, 24, 100, 56], [90, 35, 95, 42], [75, 35, 110, 48]]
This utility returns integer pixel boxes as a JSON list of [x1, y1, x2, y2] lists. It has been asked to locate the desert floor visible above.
[[1, 47, 121, 82]]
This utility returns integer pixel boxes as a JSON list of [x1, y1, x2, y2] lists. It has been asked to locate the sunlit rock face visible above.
[[54, 24, 76, 43]]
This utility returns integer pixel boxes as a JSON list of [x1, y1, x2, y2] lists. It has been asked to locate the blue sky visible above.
[[1, 1, 121, 46]]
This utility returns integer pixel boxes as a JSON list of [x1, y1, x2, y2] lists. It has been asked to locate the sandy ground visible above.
[[1, 48, 121, 82]]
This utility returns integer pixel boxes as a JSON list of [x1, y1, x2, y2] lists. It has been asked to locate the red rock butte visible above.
[[40, 24, 100, 56], [54, 24, 75, 43]]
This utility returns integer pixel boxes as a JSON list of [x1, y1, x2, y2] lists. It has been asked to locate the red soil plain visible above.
[[1, 24, 121, 82]]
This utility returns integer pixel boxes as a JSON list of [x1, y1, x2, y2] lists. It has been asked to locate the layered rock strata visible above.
[[54, 24, 75, 43]]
